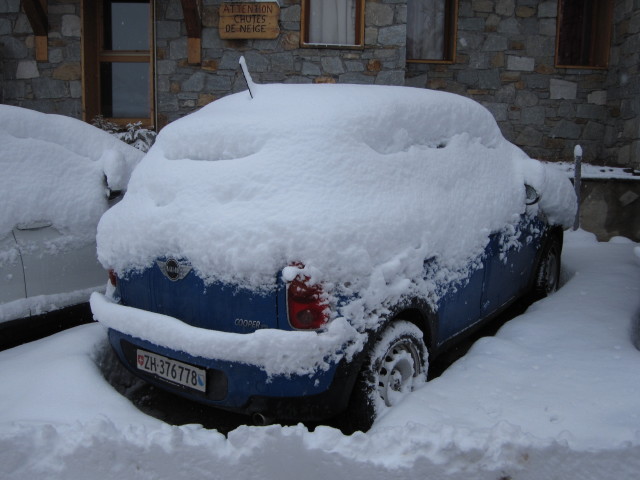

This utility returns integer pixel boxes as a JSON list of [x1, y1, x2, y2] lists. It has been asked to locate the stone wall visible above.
[[0, 0, 81, 117], [156, 0, 407, 125], [578, 178, 640, 242], [606, 0, 640, 170], [406, 0, 639, 168]]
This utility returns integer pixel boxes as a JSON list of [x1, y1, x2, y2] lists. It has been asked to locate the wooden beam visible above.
[[180, 0, 201, 38], [22, 0, 48, 61], [180, 0, 201, 64], [22, 0, 47, 35], [81, 0, 99, 122]]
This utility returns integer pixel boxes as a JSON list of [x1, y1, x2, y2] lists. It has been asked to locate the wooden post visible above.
[[35, 34, 48, 62], [188, 37, 201, 66]]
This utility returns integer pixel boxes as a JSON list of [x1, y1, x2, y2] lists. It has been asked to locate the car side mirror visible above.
[[103, 174, 123, 201], [101, 149, 129, 202], [525, 184, 540, 206]]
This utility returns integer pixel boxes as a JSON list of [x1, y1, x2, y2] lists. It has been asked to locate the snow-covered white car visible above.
[[92, 83, 576, 431], [0, 106, 143, 331]]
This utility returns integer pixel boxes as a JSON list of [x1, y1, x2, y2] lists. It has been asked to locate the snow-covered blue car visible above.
[[92, 83, 576, 431]]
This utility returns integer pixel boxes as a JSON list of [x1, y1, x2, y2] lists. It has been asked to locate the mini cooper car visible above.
[[92, 83, 576, 431], [0, 105, 143, 336]]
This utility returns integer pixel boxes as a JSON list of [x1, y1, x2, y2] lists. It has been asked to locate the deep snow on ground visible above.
[[0, 230, 639, 480]]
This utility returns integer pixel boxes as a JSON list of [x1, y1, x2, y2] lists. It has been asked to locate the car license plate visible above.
[[136, 349, 206, 392]]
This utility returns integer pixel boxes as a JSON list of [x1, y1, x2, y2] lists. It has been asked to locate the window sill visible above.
[[407, 59, 456, 65], [300, 42, 365, 50], [554, 63, 609, 70]]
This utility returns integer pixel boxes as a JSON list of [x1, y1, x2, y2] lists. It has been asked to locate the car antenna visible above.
[[239, 56, 255, 99]]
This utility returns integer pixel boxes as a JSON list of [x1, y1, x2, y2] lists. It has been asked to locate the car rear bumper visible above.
[[92, 293, 364, 421], [108, 328, 361, 421]]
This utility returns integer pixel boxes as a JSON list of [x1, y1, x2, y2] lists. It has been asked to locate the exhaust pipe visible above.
[[252, 412, 273, 426]]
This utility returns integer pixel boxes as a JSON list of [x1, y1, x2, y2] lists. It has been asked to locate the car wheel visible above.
[[343, 320, 428, 433], [532, 237, 561, 299]]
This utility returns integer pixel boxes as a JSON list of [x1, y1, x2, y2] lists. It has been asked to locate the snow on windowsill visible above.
[[545, 161, 640, 180]]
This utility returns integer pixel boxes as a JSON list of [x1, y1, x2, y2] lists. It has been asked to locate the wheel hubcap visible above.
[[377, 339, 421, 407]]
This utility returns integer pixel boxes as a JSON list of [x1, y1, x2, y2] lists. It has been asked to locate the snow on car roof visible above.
[[0, 105, 144, 242], [97, 84, 575, 305], [155, 82, 504, 161]]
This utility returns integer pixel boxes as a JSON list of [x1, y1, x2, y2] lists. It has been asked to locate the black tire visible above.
[[532, 237, 561, 300], [342, 320, 428, 433]]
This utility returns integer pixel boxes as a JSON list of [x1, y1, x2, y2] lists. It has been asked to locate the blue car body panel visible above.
[[435, 265, 485, 344], [481, 218, 543, 317], [106, 214, 553, 420], [434, 215, 545, 345], [119, 261, 282, 333]]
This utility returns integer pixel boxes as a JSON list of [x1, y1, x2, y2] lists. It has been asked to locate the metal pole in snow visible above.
[[239, 56, 254, 99], [573, 145, 582, 231]]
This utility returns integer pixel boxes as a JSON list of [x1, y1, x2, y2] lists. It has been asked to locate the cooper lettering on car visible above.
[[234, 318, 262, 329]]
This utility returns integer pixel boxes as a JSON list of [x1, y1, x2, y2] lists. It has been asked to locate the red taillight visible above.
[[287, 276, 329, 330], [108, 269, 118, 287]]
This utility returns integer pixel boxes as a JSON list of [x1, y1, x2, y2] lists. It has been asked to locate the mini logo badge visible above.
[[165, 259, 181, 280], [157, 258, 192, 282]]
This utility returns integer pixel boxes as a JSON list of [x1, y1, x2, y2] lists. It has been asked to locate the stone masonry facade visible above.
[[406, 0, 640, 167], [1, 0, 639, 169], [155, 0, 407, 127], [0, 0, 82, 118]]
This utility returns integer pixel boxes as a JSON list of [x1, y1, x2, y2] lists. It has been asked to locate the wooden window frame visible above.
[[555, 0, 614, 69], [406, 0, 458, 64], [300, 0, 365, 49], [82, 0, 155, 128]]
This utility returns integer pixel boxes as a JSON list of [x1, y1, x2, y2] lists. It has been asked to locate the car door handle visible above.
[[15, 220, 53, 231]]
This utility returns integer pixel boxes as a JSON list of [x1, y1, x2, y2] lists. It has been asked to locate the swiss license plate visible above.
[[136, 349, 207, 392]]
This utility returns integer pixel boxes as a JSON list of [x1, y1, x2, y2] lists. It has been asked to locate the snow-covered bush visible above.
[[92, 116, 157, 153]]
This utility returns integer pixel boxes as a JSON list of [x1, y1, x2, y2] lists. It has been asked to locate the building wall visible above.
[[156, 0, 407, 126], [578, 178, 640, 242], [0, 0, 82, 117], [0, 0, 638, 169], [606, 0, 640, 170], [407, 0, 639, 168]]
